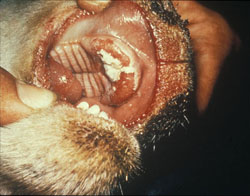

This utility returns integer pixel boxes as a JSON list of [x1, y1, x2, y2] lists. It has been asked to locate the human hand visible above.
[[0, 67, 57, 125], [172, 0, 237, 113]]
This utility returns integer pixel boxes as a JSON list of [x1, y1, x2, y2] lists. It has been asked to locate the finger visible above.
[[0, 67, 57, 126], [173, 1, 235, 113], [16, 80, 57, 110], [190, 11, 234, 113], [77, 0, 111, 13], [0, 67, 32, 125], [172, 1, 207, 24]]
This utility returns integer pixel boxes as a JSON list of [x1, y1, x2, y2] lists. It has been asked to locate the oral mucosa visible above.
[[33, 0, 192, 131]]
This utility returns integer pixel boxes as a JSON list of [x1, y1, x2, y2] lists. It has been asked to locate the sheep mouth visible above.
[[33, 1, 192, 129], [48, 34, 145, 107]]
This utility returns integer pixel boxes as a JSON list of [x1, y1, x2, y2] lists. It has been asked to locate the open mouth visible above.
[[32, 1, 192, 130]]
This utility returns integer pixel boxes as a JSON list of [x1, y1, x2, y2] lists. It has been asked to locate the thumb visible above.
[[16, 80, 57, 110], [0, 67, 57, 125]]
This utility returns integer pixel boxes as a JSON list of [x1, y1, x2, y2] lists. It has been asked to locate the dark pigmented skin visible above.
[[134, 0, 194, 142]]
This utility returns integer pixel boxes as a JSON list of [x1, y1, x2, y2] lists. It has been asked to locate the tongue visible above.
[[48, 57, 82, 103]]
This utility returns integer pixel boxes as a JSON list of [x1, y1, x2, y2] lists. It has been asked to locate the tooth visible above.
[[87, 104, 100, 115], [99, 111, 109, 120], [77, 102, 89, 110]]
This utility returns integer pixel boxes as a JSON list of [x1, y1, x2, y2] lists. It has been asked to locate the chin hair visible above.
[[0, 105, 141, 195]]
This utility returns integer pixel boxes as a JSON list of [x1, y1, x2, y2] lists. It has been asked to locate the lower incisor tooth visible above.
[[99, 111, 109, 120], [78, 103, 109, 120], [86, 104, 100, 115], [77, 102, 89, 110]]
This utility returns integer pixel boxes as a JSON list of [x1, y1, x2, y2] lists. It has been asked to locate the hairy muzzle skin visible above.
[[0, 0, 193, 195]]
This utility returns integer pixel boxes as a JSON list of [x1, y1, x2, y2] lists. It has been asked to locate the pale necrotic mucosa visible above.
[[39, 0, 193, 133]]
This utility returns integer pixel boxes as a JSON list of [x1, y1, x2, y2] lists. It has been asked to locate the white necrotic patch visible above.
[[97, 49, 136, 83], [103, 64, 122, 82], [98, 49, 122, 69], [59, 75, 68, 84]]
